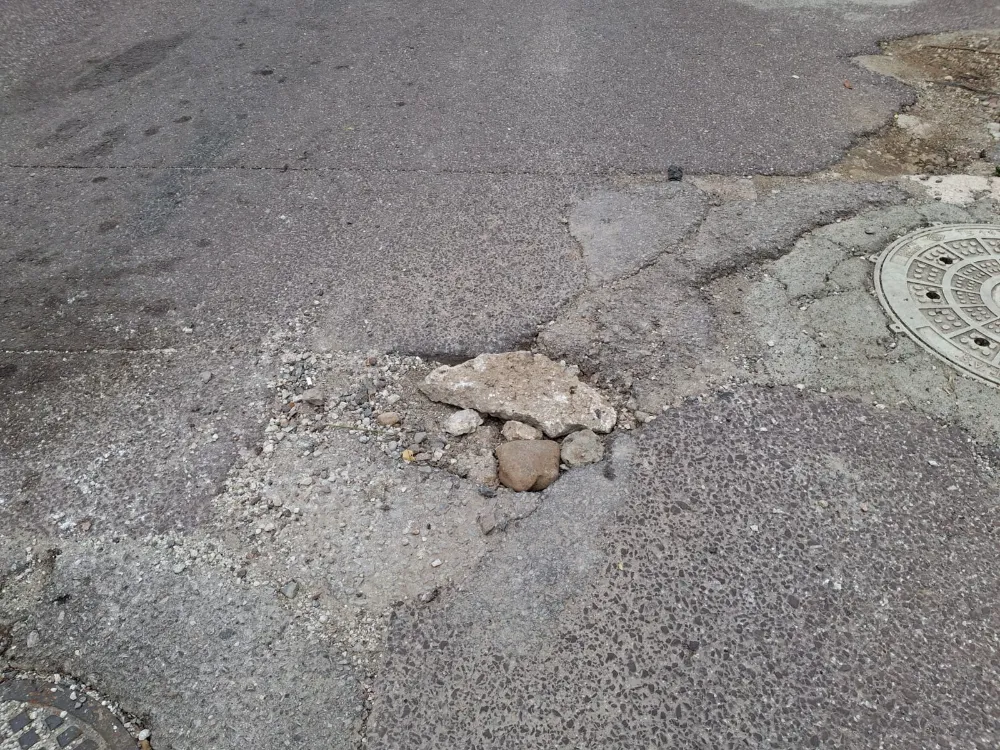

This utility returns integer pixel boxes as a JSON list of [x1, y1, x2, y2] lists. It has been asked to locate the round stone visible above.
[[0, 678, 135, 749], [875, 223, 1000, 387]]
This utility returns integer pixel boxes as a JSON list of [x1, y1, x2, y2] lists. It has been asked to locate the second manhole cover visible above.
[[0, 678, 134, 750], [875, 223, 1000, 386]]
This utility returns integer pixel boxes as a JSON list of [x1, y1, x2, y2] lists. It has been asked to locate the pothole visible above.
[[0, 678, 135, 750], [875, 223, 1000, 386], [841, 30, 1000, 179]]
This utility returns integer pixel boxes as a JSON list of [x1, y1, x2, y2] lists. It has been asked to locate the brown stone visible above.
[[496, 440, 561, 492], [376, 411, 401, 426]]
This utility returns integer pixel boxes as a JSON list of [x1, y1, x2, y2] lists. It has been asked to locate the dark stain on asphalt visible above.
[[67, 124, 128, 163], [35, 118, 89, 148], [70, 34, 188, 93]]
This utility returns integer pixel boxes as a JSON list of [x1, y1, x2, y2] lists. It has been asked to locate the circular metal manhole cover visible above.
[[875, 223, 1000, 386], [0, 679, 134, 750]]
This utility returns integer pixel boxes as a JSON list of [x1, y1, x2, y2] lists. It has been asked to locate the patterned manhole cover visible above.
[[0, 679, 133, 750], [875, 223, 1000, 386]]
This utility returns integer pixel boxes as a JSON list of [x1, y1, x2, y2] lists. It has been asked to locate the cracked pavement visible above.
[[2, 2, 1000, 749]]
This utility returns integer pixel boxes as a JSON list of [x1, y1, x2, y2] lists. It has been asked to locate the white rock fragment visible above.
[[298, 388, 326, 406], [501, 420, 543, 441], [420, 352, 616, 438], [895, 113, 931, 138], [443, 409, 483, 436]]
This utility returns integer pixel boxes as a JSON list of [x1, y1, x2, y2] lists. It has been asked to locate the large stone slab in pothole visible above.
[[367, 387, 1000, 749], [419, 352, 617, 438]]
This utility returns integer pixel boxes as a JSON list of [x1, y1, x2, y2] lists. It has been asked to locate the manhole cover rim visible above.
[[875, 222, 1000, 388], [0, 677, 135, 750]]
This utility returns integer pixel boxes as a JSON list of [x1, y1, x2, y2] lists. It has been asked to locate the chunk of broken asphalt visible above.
[[420, 352, 616, 437]]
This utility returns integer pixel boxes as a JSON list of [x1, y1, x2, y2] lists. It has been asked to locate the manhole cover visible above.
[[0, 679, 133, 750], [875, 223, 1000, 386]]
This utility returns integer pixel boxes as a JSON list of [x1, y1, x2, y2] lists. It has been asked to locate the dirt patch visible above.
[[840, 30, 1000, 178]]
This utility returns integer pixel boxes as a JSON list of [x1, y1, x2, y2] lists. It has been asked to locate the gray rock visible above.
[[421, 352, 616, 438], [496, 440, 561, 492], [477, 510, 498, 535], [443, 409, 483, 436], [299, 388, 326, 407], [501, 420, 542, 441], [454, 450, 499, 486], [199, 371, 213, 384], [560, 429, 605, 467], [279, 581, 299, 599]]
